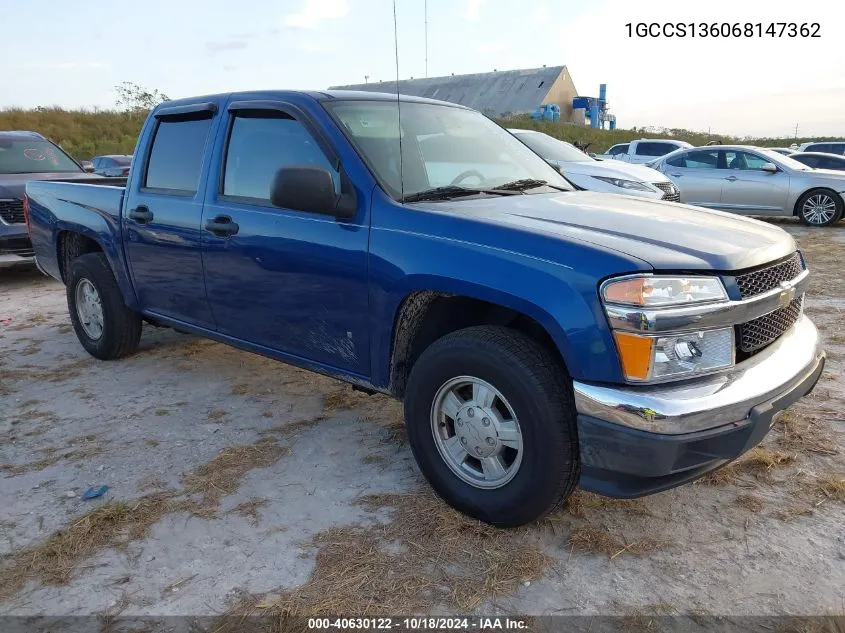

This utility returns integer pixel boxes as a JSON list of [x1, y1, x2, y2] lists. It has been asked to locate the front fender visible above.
[[368, 223, 635, 388]]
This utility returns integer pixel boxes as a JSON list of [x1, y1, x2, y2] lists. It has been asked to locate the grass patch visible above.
[[361, 454, 387, 466], [229, 498, 267, 527], [569, 525, 662, 559], [182, 439, 289, 509], [154, 409, 169, 417], [1, 445, 103, 475], [207, 409, 227, 421], [734, 494, 764, 512], [562, 490, 652, 519], [775, 411, 838, 456], [0, 493, 179, 599], [699, 447, 796, 485], [323, 387, 370, 410], [226, 490, 550, 616], [231, 383, 249, 396]]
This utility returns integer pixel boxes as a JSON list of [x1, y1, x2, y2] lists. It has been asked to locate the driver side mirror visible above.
[[270, 166, 356, 219], [83, 164, 95, 173], [760, 162, 778, 173]]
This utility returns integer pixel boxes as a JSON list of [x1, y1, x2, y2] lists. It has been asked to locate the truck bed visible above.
[[25, 179, 128, 284]]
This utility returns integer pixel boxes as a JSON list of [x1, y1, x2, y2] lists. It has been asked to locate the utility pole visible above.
[[364, 75, 370, 84], [794, 123, 799, 139], [424, 0, 428, 77]]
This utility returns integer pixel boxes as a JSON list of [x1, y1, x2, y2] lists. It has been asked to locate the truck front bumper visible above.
[[573, 316, 825, 497]]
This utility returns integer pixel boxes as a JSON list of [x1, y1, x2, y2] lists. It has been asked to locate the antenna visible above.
[[424, 0, 428, 77], [393, 0, 404, 202]]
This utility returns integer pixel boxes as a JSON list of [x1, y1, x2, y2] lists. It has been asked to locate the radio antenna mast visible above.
[[424, 0, 428, 77], [393, 0, 404, 202]]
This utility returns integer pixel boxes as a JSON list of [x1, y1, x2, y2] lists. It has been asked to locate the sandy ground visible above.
[[1, 219, 844, 623]]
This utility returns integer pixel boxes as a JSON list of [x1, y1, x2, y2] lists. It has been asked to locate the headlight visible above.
[[613, 328, 735, 382], [602, 275, 727, 307], [592, 176, 654, 192]]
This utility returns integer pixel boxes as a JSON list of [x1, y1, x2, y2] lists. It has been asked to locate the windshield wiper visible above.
[[492, 178, 565, 192], [403, 185, 518, 203]]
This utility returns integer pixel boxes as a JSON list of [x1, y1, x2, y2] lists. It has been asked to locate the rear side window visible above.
[[666, 150, 718, 169], [145, 117, 213, 192], [805, 144, 829, 153], [222, 112, 338, 201], [636, 142, 676, 156]]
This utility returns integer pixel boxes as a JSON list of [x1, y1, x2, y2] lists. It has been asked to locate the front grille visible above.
[[738, 296, 803, 353], [0, 199, 25, 225], [653, 182, 680, 202], [735, 252, 804, 299]]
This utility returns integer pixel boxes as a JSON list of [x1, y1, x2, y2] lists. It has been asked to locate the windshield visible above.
[[757, 148, 811, 171], [0, 138, 81, 174], [324, 100, 572, 200], [513, 131, 593, 163]]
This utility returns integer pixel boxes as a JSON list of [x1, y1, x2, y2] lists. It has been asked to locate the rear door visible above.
[[200, 98, 370, 375], [123, 102, 220, 328], [719, 150, 790, 215], [662, 149, 724, 206]]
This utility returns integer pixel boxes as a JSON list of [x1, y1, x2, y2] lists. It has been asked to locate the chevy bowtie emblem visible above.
[[778, 281, 796, 308]]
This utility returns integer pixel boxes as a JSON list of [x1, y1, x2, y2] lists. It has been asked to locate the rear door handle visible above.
[[128, 206, 154, 223], [724, 175, 738, 182], [205, 215, 239, 237]]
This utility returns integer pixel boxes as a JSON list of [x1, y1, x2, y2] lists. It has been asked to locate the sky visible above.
[[1, 0, 842, 137]]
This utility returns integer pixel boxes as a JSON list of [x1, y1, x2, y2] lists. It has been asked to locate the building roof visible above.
[[330, 66, 567, 117]]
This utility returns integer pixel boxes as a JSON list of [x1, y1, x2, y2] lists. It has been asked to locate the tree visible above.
[[114, 82, 170, 115]]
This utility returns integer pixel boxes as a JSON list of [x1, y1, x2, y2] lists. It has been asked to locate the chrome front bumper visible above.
[[573, 315, 824, 435]]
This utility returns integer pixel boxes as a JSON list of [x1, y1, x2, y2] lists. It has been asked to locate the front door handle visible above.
[[205, 215, 240, 237], [128, 206, 154, 223], [724, 175, 738, 182]]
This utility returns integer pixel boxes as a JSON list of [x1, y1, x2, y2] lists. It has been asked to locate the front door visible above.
[[718, 150, 790, 215], [123, 103, 220, 328], [201, 101, 370, 375]]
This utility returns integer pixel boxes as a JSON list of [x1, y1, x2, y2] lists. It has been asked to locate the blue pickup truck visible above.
[[25, 91, 825, 526]]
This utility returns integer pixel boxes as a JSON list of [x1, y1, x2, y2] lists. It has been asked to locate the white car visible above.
[[596, 138, 692, 164], [509, 129, 680, 201]]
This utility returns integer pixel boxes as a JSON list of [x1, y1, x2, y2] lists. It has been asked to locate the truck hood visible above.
[[552, 160, 670, 184], [0, 172, 96, 199], [417, 191, 796, 271]]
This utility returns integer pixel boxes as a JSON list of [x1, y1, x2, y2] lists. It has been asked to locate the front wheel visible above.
[[797, 189, 843, 227], [403, 326, 580, 527], [66, 252, 142, 360]]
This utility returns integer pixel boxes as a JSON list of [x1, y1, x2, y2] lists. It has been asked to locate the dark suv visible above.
[[0, 131, 95, 267]]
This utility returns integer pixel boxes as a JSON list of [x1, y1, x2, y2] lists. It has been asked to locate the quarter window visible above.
[[223, 112, 338, 201], [144, 116, 213, 192]]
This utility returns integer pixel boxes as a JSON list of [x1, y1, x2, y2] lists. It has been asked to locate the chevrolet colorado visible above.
[[25, 91, 825, 526]]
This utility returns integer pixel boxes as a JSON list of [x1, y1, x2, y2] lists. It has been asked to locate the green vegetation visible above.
[[1, 94, 843, 161]]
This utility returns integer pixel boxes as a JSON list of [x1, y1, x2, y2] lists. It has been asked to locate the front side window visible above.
[[144, 116, 213, 192], [608, 144, 629, 155], [324, 100, 571, 199], [666, 150, 719, 169], [223, 112, 338, 201], [636, 142, 676, 157], [725, 151, 769, 170], [0, 137, 82, 174]]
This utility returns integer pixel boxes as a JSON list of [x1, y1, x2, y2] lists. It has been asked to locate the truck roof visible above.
[[153, 89, 471, 111], [0, 130, 47, 141]]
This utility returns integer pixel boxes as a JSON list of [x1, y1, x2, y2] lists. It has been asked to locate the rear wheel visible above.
[[403, 326, 580, 527], [67, 252, 142, 360], [796, 189, 843, 227]]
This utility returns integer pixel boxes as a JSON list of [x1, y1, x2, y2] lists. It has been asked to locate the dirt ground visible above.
[[1, 219, 844, 623]]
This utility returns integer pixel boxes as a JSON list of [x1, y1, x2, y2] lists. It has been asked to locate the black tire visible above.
[[796, 188, 843, 227], [66, 252, 142, 360], [403, 325, 580, 527]]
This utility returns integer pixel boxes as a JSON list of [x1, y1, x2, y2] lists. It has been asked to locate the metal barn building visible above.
[[331, 65, 581, 122]]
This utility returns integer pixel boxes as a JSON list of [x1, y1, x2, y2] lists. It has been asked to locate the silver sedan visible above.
[[649, 145, 845, 226]]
